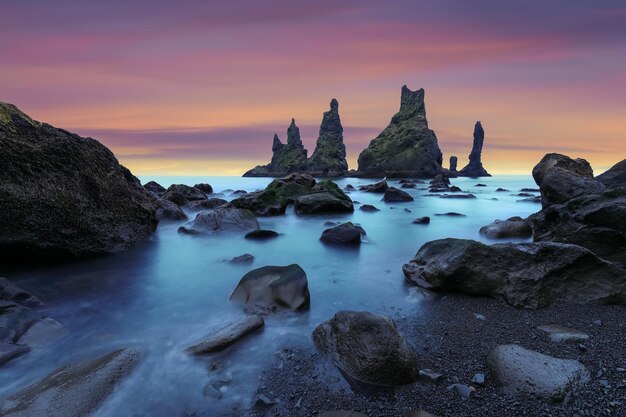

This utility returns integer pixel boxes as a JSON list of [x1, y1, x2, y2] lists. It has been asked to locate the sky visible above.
[[1, 0, 625, 176]]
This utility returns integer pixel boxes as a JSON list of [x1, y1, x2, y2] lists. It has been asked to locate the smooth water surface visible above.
[[0, 175, 541, 416]]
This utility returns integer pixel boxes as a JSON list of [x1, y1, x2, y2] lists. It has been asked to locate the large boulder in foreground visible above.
[[312, 311, 418, 386], [596, 158, 626, 189], [0, 101, 157, 262], [178, 208, 259, 235], [230, 265, 310, 311], [402, 238, 626, 308], [479, 217, 532, 239], [0, 348, 140, 417], [357, 86, 443, 178], [487, 344, 589, 401], [531, 187, 626, 267], [532, 153, 605, 208]]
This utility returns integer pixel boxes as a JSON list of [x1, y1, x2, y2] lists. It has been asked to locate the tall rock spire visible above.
[[305, 99, 348, 176], [287, 118, 302, 147], [458, 121, 491, 177]]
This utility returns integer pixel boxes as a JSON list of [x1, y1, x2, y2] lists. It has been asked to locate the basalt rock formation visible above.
[[596, 158, 626, 189], [449, 156, 458, 173], [243, 119, 308, 177], [357, 86, 443, 178], [458, 122, 490, 177], [0, 101, 157, 263], [305, 99, 348, 177]]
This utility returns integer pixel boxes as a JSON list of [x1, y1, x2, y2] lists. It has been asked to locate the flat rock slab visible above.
[[0, 342, 30, 366], [537, 324, 589, 343], [0, 348, 140, 417], [487, 344, 589, 401], [186, 315, 264, 354]]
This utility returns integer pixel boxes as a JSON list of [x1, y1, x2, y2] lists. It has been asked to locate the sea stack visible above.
[[243, 119, 308, 177], [305, 99, 348, 177], [449, 156, 458, 172], [356, 85, 443, 178], [458, 121, 491, 177]]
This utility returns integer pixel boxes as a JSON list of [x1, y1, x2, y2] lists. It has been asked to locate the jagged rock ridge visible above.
[[305, 99, 348, 177]]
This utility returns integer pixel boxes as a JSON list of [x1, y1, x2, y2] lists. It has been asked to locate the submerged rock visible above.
[[596, 158, 626, 189], [479, 217, 532, 239], [359, 204, 380, 212], [312, 310, 418, 386], [487, 344, 589, 400], [402, 238, 626, 308], [186, 315, 264, 354], [0, 348, 140, 417], [228, 254, 255, 265], [532, 153, 605, 208], [305, 99, 349, 177], [384, 187, 414, 202], [320, 222, 365, 246], [357, 86, 443, 178], [359, 180, 388, 193], [178, 208, 259, 235], [230, 265, 310, 311], [0, 278, 41, 307], [458, 122, 490, 177], [413, 217, 430, 224], [0, 101, 157, 262], [245, 230, 279, 240]]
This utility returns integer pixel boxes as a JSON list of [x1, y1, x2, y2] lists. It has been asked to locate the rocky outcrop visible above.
[[294, 180, 354, 215], [402, 238, 626, 308], [0, 348, 140, 417], [312, 311, 418, 386], [243, 119, 308, 177], [449, 156, 458, 173], [0, 101, 157, 262], [230, 265, 310, 311], [487, 344, 589, 400], [162, 184, 207, 205], [596, 158, 626, 189], [458, 122, 490, 177], [305, 99, 349, 176], [178, 208, 259, 234], [151, 197, 187, 221], [186, 315, 264, 354], [532, 153, 605, 208], [357, 86, 443, 178], [479, 217, 532, 239], [320, 222, 365, 246]]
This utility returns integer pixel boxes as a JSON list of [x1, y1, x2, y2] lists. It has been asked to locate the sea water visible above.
[[0, 175, 540, 416]]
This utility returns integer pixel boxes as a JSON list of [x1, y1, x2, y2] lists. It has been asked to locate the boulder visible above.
[[479, 217, 532, 239], [245, 230, 279, 240], [187, 198, 228, 211], [384, 187, 414, 202], [458, 122, 490, 177], [178, 208, 259, 235], [357, 86, 443, 178], [402, 238, 626, 308], [162, 191, 186, 206], [186, 315, 264, 354], [0, 342, 30, 366], [0, 278, 41, 307], [537, 324, 589, 343], [359, 204, 380, 212], [487, 344, 589, 400], [151, 197, 187, 221], [143, 181, 166, 195], [294, 181, 353, 214], [162, 184, 207, 204], [305, 99, 349, 176], [532, 153, 605, 208], [312, 311, 418, 385], [359, 180, 388, 193], [596, 158, 626, 188], [193, 183, 213, 194], [0, 101, 157, 262], [228, 254, 255, 265], [0, 348, 140, 417], [230, 265, 310, 311], [320, 222, 365, 246]]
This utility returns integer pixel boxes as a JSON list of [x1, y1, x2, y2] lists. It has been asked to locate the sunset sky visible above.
[[2, 0, 625, 175]]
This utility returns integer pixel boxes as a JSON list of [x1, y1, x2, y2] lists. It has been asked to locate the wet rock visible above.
[[245, 230, 279, 240], [458, 121, 490, 177], [475, 183, 487, 187], [0, 101, 157, 262], [357, 86, 443, 178], [596, 158, 626, 189], [487, 344, 590, 400], [162, 184, 207, 204], [413, 217, 430, 224], [384, 187, 414, 202], [178, 208, 259, 235], [401, 182, 417, 189], [0, 342, 30, 366], [344, 184, 356, 191], [532, 153, 605, 208], [0, 278, 41, 307], [193, 183, 213, 194], [359, 204, 380, 212], [230, 265, 310, 311], [439, 193, 475, 199], [0, 348, 140, 417], [471, 372, 485, 386], [359, 180, 388, 193], [521, 188, 540, 192], [320, 222, 365, 246], [0, 301, 41, 343], [479, 217, 532, 239], [447, 383, 475, 400], [294, 180, 353, 214], [312, 310, 418, 386], [418, 369, 443, 384], [402, 238, 626, 308], [228, 254, 255, 265], [537, 324, 589, 343], [186, 315, 264, 354], [152, 197, 187, 221], [428, 174, 450, 191], [305, 99, 349, 176], [518, 195, 542, 203], [143, 181, 166, 195], [515, 192, 535, 197], [187, 198, 228, 211], [435, 212, 466, 217], [495, 188, 509, 192]]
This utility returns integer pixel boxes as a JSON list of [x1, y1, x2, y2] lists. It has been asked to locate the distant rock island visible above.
[[243, 85, 492, 178], [244, 99, 348, 177]]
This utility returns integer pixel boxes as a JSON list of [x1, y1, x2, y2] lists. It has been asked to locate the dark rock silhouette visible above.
[[320, 222, 365, 246], [357, 86, 443, 178], [305, 99, 348, 176], [294, 180, 353, 214], [244, 119, 308, 177], [449, 156, 458, 172], [384, 187, 414, 202], [0, 101, 157, 262], [596, 158, 626, 189], [359, 180, 388, 193], [458, 122, 490, 177]]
